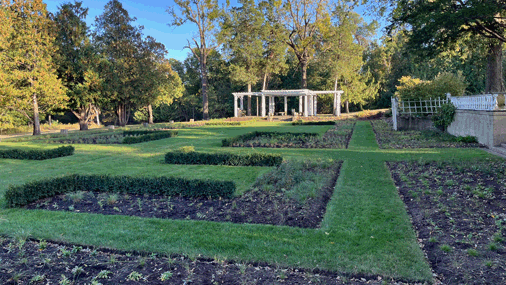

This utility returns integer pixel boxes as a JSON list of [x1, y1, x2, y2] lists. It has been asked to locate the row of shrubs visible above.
[[165, 149, 282, 166], [0, 146, 74, 160], [122, 131, 178, 144], [222, 131, 319, 147], [292, 120, 336, 126], [205, 121, 242, 126], [5, 174, 235, 208]]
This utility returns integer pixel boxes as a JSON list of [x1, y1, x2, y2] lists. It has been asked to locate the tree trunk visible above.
[[117, 104, 128, 127], [77, 108, 89, 131], [485, 40, 505, 93], [201, 51, 209, 120], [95, 106, 101, 126], [301, 57, 308, 89], [148, 104, 154, 124], [247, 84, 252, 116], [79, 118, 89, 130], [48, 115, 52, 126], [263, 72, 268, 90], [32, 93, 41, 135], [345, 100, 349, 113]]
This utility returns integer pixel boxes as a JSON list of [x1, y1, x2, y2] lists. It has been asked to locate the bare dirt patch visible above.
[[388, 160, 506, 284]]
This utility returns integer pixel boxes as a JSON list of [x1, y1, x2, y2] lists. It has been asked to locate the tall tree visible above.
[[1, 0, 67, 135], [390, 0, 506, 92], [278, 0, 331, 88], [93, 0, 144, 126], [167, 0, 221, 120], [220, 0, 265, 115], [53, 1, 101, 130]]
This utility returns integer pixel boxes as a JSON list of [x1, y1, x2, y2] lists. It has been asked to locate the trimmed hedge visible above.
[[122, 131, 178, 144], [165, 151, 282, 166], [205, 121, 241, 126], [5, 174, 235, 208], [0, 146, 74, 160], [222, 131, 319, 147], [292, 120, 336, 126]]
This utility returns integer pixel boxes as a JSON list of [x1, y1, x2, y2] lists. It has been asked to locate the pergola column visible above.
[[333, 92, 341, 116], [304, 95, 308, 117], [234, 95, 238, 117], [240, 96, 244, 110], [308, 94, 313, 116], [261, 94, 266, 117], [313, 95, 317, 116], [284, 96, 287, 115], [299, 96, 303, 114]]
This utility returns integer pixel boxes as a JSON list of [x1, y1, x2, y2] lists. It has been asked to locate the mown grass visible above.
[[0, 120, 497, 282]]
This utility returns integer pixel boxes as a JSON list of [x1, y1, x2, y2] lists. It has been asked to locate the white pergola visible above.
[[232, 89, 344, 118]]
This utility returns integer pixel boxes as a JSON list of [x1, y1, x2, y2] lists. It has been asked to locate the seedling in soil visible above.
[[96, 270, 112, 279], [467, 249, 479, 257], [71, 266, 84, 276], [485, 260, 493, 267], [160, 271, 173, 281], [106, 194, 119, 205], [440, 244, 452, 252], [428, 237, 438, 243], [59, 274, 71, 285], [493, 232, 504, 243], [127, 271, 144, 281], [30, 274, 45, 283], [488, 243, 499, 251]]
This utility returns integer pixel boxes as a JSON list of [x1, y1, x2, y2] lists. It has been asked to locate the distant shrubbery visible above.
[[122, 130, 178, 144], [396, 72, 467, 101], [0, 146, 74, 160], [5, 174, 235, 207], [292, 120, 336, 126], [165, 147, 282, 166]]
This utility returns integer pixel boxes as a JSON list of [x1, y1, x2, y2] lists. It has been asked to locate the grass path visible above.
[[0, 121, 495, 282]]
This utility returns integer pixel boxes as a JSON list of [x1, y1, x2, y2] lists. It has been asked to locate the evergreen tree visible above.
[[1, 0, 67, 135]]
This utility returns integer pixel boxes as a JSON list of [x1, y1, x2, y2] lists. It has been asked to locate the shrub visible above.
[[455, 135, 478, 143], [165, 151, 282, 167], [122, 131, 177, 144], [432, 103, 456, 131], [205, 121, 241, 126], [222, 131, 319, 147], [0, 145, 74, 160], [5, 174, 235, 207], [395, 72, 467, 101], [292, 120, 336, 126]]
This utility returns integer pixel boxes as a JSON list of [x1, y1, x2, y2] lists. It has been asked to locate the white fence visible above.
[[391, 93, 504, 130]]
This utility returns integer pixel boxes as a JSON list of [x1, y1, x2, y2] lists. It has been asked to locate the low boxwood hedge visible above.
[[292, 120, 336, 125], [0, 145, 74, 160], [222, 131, 319, 147], [5, 174, 235, 208], [122, 131, 178, 144], [165, 151, 282, 166]]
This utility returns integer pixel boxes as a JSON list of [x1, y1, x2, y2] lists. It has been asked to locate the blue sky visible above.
[[43, 0, 383, 62]]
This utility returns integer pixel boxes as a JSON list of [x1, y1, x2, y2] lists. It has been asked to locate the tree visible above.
[[220, 0, 265, 115], [278, 0, 331, 88], [93, 0, 146, 126], [53, 1, 102, 130], [390, 0, 506, 92], [1, 0, 67, 135], [167, 0, 221, 120]]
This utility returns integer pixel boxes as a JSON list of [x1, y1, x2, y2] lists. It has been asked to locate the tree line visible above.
[[1, 0, 505, 134]]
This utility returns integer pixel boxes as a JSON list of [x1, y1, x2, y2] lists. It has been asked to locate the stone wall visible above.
[[396, 116, 437, 131], [447, 110, 506, 147]]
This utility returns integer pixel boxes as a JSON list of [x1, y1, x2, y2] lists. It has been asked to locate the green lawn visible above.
[[0, 120, 495, 282]]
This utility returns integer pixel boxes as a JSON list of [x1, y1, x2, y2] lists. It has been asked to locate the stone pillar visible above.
[[261, 94, 266, 117], [304, 95, 308, 117], [240, 96, 244, 110], [284, 96, 288, 115], [234, 95, 238, 117], [337, 92, 341, 117], [308, 95, 313, 116], [299, 96, 303, 114]]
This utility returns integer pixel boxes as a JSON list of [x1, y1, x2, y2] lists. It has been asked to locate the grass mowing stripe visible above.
[[321, 121, 432, 281]]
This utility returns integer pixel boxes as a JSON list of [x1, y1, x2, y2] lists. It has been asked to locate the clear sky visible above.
[[43, 0, 383, 62]]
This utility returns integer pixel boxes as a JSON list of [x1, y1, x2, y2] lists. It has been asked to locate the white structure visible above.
[[232, 89, 344, 118]]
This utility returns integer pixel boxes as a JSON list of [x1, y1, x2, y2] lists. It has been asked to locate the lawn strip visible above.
[[320, 122, 432, 281]]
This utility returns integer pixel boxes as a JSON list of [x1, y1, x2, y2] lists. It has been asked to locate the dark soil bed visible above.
[[227, 121, 355, 149], [0, 237, 407, 284], [26, 162, 342, 229], [388, 160, 506, 284], [371, 119, 482, 149]]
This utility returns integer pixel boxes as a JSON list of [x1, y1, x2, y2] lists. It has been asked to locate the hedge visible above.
[[222, 131, 319, 147], [292, 120, 336, 126], [122, 131, 178, 144], [5, 174, 235, 208], [205, 121, 242, 126], [165, 151, 282, 166], [0, 145, 74, 160]]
